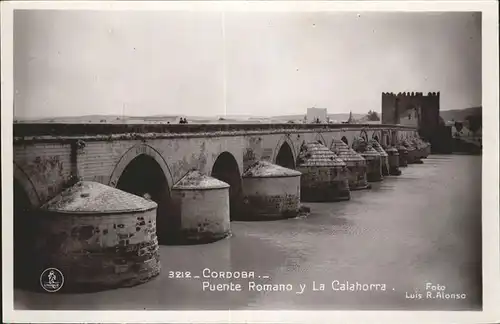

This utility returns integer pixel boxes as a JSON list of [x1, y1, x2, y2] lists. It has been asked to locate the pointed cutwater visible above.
[[352, 137, 383, 182], [397, 143, 409, 167], [296, 141, 351, 202], [384, 145, 402, 176], [330, 138, 370, 190], [369, 139, 390, 176]]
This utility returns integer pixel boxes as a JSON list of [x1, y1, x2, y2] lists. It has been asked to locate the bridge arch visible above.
[[372, 130, 382, 143], [211, 152, 242, 220], [272, 135, 297, 169], [275, 141, 296, 169], [109, 143, 173, 189], [273, 135, 297, 169], [359, 129, 369, 142], [14, 163, 41, 208], [341, 136, 349, 146], [110, 143, 173, 244], [314, 133, 327, 147]]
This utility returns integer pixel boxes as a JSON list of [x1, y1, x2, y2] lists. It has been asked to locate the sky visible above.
[[13, 10, 482, 119]]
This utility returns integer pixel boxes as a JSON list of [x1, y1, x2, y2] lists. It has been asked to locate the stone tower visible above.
[[381, 92, 440, 143]]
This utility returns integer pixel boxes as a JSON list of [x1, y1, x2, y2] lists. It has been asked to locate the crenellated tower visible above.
[[381, 91, 440, 143]]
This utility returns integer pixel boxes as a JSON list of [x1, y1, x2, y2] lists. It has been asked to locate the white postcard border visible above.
[[1, 1, 498, 323]]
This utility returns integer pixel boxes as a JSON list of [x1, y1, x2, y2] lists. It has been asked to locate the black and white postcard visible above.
[[1, 1, 499, 323]]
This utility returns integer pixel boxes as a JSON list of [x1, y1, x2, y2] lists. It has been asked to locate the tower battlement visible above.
[[381, 91, 440, 145], [381, 92, 440, 98]]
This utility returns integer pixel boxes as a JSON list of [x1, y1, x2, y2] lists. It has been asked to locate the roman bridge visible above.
[[13, 123, 417, 211], [12, 122, 422, 288]]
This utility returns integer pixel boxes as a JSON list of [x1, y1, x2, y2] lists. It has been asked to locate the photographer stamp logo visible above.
[[40, 268, 64, 292]]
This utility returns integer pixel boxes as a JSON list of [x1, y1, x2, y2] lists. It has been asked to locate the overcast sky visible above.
[[14, 10, 481, 119]]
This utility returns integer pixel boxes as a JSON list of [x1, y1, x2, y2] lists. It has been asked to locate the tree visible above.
[[465, 114, 482, 136], [366, 110, 380, 121]]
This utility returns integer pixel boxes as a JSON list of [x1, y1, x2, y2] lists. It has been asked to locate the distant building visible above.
[[307, 108, 327, 123]]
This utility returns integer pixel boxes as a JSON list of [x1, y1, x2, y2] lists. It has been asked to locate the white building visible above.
[[307, 108, 327, 123]]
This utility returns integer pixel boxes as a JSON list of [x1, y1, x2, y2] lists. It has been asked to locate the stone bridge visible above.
[[13, 123, 417, 213], [13, 122, 423, 289]]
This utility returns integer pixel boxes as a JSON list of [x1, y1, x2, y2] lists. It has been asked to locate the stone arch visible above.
[[275, 141, 296, 169], [272, 135, 297, 167], [359, 129, 369, 142], [341, 136, 349, 146], [211, 151, 242, 220], [109, 143, 173, 189], [13, 163, 41, 208], [314, 132, 327, 147], [371, 130, 382, 142], [110, 143, 173, 244]]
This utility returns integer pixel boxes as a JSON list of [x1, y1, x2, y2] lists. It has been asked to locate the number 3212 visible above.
[[168, 271, 192, 279]]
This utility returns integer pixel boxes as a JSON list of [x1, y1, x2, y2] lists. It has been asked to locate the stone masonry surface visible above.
[[35, 208, 160, 291]]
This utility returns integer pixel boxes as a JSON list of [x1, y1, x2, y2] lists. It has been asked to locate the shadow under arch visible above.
[[272, 135, 297, 166], [14, 162, 41, 208], [341, 136, 349, 146], [114, 153, 173, 245], [109, 143, 173, 189], [13, 178, 39, 290], [360, 129, 369, 142], [275, 141, 296, 169], [314, 133, 327, 147], [211, 151, 242, 220]]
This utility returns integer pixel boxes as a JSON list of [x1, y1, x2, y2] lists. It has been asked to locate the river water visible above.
[[15, 154, 482, 311]]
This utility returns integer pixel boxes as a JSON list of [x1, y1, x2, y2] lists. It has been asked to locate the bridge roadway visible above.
[[14, 154, 482, 310]]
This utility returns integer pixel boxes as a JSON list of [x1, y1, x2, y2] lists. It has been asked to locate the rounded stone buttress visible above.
[[353, 138, 383, 182], [385, 146, 402, 176], [412, 136, 430, 159], [402, 139, 423, 164], [240, 160, 302, 220], [36, 181, 160, 292], [171, 170, 230, 244], [296, 141, 351, 202], [410, 137, 423, 159], [330, 138, 369, 190], [369, 140, 390, 176]]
